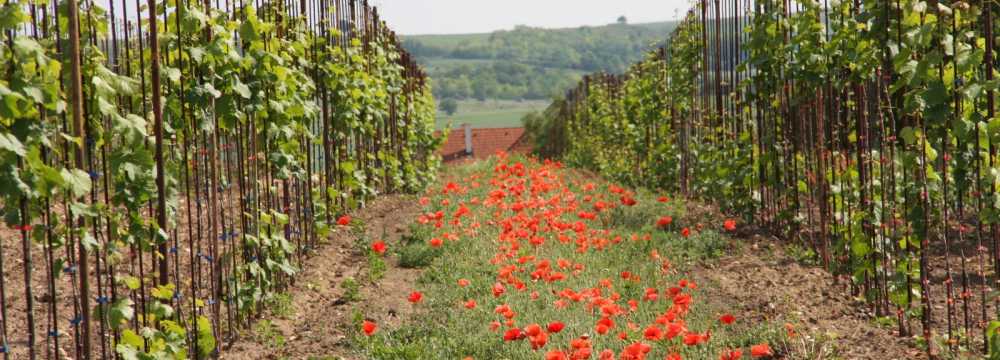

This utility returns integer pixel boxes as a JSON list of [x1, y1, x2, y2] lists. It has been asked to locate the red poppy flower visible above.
[[643, 325, 663, 340], [724, 219, 737, 231], [719, 314, 736, 325], [362, 320, 377, 336], [673, 294, 692, 308], [785, 323, 796, 338], [547, 321, 565, 333], [665, 322, 685, 339], [684, 332, 710, 346], [750, 343, 772, 358], [597, 317, 614, 328], [495, 304, 516, 319], [643, 288, 658, 301], [529, 331, 548, 350], [524, 323, 543, 337], [407, 291, 423, 303], [457, 278, 470, 287], [658, 196, 669, 203], [429, 238, 443, 247], [503, 328, 524, 341], [656, 216, 673, 227], [598, 350, 615, 360], [681, 227, 690, 237], [620, 196, 637, 206], [336, 215, 351, 226], [621, 342, 651, 359], [530, 236, 545, 246], [464, 299, 476, 309], [545, 350, 569, 360], [570, 337, 591, 350], [493, 282, 506, 297], [371, 240, 387, 255], [720, 349, 743, 360]]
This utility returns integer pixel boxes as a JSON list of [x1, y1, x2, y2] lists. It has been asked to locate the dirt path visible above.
[[693, 235, 925, 360], [222, 194, 424, 360]]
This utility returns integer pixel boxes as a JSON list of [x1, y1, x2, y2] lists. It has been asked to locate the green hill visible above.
[[402, 20, 678, 104]]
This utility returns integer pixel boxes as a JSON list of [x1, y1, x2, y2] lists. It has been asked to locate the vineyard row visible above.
[[531, 0, 1000, 357], [0, 0, 440, 358]]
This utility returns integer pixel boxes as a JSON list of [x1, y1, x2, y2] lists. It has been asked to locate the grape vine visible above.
[[0, 0, 440, 358], [532, 0, 1000, 357]]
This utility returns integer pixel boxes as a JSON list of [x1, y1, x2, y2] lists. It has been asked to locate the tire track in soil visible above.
[[693, 236, 925, 360], [222, 194, 423, 360]]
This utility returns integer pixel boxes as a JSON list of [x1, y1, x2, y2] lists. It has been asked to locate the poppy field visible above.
[[353, 154, 788, 359]]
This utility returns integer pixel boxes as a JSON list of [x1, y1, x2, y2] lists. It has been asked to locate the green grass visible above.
[[353, 156, 788, 359], [268, 293, 294, 319], [253, 319, 286, 349], [341, 277, 362, 302], [396, 223, 443, 268], [436, 99, 549, 129]]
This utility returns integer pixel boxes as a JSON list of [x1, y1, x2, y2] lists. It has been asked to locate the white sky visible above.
[[372, 0, 692, 35]]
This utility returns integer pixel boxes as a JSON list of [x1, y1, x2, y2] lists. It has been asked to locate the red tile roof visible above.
[[437, 127, 532, 162]]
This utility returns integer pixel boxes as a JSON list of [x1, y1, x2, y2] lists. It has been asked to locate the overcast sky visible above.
[[372, 0, 691, 35]]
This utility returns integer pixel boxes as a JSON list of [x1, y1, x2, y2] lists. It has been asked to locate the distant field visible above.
[[419, 57, 494, 72], [404, 33, 489, 48], [435, 100, 549, 130], [421, 57, 591, 76]]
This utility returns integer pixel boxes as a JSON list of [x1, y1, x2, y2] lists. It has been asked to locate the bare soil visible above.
[[222, 194, 424, 360], [693, 235, 926, 360], [0, 186, 306, 359]]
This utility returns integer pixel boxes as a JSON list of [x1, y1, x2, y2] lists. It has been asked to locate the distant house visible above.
[[438, 124, 533, 162]]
